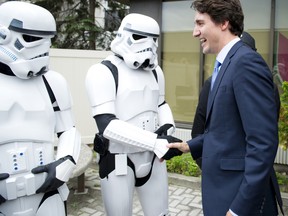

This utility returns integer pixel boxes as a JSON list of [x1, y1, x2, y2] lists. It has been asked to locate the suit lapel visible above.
[[206, 41, 242, 122]]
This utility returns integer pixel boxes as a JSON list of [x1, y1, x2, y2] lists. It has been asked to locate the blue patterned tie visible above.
[[211, 60, 221, 90]]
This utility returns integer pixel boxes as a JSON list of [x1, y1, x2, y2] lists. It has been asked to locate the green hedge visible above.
[[279, 81, 288, 150], [166, 153, 201, 177], [166, 153, 288, 193]]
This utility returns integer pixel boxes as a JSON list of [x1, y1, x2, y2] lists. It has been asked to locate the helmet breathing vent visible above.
[[14, 39, 24, 50], [127, 37, 132, 46]]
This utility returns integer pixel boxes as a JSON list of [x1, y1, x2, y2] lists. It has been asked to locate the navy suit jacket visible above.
[[188, 41, 279, 215]]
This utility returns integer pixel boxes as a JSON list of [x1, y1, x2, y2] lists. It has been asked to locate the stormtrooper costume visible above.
[[86, 13, 182, 216], [0, 2, 81, 215]]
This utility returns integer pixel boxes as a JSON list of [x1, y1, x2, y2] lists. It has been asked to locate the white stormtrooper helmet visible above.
[[111, 13, 160, 70], [0, 1, 56, 79]]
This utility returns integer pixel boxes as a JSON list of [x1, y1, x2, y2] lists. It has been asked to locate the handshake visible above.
[[155, 124, 183, 160]]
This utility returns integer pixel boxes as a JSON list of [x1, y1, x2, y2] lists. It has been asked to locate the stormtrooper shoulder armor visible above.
[[85, 62, 117, 109], [43, 70, 72, 111]]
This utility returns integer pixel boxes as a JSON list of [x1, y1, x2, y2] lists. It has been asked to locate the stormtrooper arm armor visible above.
[[94, 112, 170, 159], [102, 118, 182, 160], [104, 119, 169, 159], [55, 127, 81, 182], [157, 103, 175, 135]]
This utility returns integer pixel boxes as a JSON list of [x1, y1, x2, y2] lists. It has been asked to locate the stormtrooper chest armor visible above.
[[114, 62, 160, 132], [0, 74, 55, 144]]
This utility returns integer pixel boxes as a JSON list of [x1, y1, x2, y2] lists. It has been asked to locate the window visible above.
[[273, 0, 288, 91], [162, 1, 198, 126]]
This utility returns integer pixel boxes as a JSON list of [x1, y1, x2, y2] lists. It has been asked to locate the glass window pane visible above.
[[273, 0, 288, 92], [162, 0, 198, 123], [241, 0, 271, 63]]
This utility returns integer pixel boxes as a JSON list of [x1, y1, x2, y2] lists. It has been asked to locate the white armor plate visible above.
[[0, 74, 55, 143]]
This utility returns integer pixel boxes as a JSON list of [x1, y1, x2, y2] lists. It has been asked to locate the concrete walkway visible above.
[[67, 163, 288, 216]]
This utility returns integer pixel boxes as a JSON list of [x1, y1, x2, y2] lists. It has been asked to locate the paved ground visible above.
[[67, 162, 288, 216]]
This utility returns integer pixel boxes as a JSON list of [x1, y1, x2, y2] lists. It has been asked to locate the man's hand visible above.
[[32, 155, 75, 193], [226, 210, 233, 216], [166, 142, 190, 153], [0, 173, 9, 205]]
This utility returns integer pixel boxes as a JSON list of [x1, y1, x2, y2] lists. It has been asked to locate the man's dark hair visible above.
[[191, 0, 244, 36]]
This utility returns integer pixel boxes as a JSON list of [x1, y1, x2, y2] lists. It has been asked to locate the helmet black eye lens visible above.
[[132, 34, 146, 40], [23, 34, 42, 42]]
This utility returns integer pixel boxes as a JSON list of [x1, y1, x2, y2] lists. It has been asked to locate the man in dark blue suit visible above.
[[167, 0, 282, 215], [191, 31, 284, 215]]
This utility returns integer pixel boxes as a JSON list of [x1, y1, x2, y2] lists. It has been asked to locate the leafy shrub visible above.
[[166, 153, 201, 177], [276, 172, 288, 193], [166, 154, 288, 193], [279, 81, 288, 150], [276, 172, 288, 185]]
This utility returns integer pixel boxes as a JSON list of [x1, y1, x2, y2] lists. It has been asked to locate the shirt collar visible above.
[[216, 37, 240, 64]]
